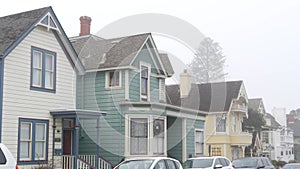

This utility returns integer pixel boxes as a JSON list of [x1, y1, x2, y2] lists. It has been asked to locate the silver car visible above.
[[114, 157, 183, 169], [183, 156, 234, 169]]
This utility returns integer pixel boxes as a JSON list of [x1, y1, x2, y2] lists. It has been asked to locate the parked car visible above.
[[113, 157, 183, 169], [182, 156, 234, 169], [282, 163, 300, 169], [232, 157, 275, 169], [0, 143, 17, 169]]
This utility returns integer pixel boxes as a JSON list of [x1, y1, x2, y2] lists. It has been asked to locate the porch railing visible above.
[[61, 155, 113, 169]]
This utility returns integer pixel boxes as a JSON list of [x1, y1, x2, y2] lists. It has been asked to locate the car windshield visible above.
[[283, 164, 300, 169], [184, 159, 213, 168], [232, 159, 257, 168], [115, 159, 155, 169]]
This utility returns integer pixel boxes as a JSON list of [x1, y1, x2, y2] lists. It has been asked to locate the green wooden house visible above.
[[70, 30, 207, 166]]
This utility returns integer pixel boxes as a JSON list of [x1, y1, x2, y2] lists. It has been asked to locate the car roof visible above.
[[187, 156, 227, 160], [286, 163, 300, 165], [124, 156, 177, 161]]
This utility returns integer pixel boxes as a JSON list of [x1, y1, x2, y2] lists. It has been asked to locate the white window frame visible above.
[[195, 129, 204, 156], [159, 79, 166, 102], [125, 114, 166, 157], [232, 115, 237, 133], [35, 123, 47, 160], [105, 70, 122, 89], [140, 62, 151, 101], [216, 115, 227, 133], [20, 122, 32, 161]]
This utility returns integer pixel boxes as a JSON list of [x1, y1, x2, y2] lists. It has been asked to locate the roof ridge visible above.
[[0, 6, 50, 19]]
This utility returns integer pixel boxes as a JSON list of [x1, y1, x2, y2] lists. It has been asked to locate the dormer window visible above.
[[106, 71, 121, 88]]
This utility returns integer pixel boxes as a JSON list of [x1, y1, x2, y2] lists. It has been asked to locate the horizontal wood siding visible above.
[[150, 76, 159, 102], [2, 26, 76, 161], [78, 71, 125, 165], [129, 70, 140, 101], [186, 119, 205, 159], [167, 117, 183, 162], [132, 45, 158, 74]]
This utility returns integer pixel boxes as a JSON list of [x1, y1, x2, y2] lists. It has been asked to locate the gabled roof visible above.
[[166, 81, 243, 112], [266, 113, 281, 129], [248, 98, 262, 111], [0, 7, 49, 55], [70, 33, 173, 76], [0, 7, 85, 74]]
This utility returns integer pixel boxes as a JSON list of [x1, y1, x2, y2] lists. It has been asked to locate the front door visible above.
[[63, 130, 72, 155]]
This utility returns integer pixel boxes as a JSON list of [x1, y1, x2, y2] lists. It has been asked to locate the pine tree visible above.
[[188, 37, 227, 83]]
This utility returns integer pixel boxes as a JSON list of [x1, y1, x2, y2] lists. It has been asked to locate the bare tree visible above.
[[188, 37, 227, 83]]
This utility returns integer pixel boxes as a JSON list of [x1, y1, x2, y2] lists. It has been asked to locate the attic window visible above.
[[38, 13, 59, 32]]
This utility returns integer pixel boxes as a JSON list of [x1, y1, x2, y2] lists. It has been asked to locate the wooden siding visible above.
[[186, 119, 205, 159], [2, 26, 76, 162], [77, 71, 126, 165], [167, 117, 183, 162]]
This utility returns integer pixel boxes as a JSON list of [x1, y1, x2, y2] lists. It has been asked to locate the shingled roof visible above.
[[0, 7, 49, 55], [70, 33, 173, 76], [166, 81, 243, 112], [266, 113, 281, 129], [248, 98, 262, 111]]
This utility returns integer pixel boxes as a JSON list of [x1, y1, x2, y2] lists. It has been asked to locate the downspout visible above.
[[0, 54, 4, 142]]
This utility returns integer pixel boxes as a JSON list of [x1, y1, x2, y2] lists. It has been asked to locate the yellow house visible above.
[[166, 71, 252, 160], [199, 81, 252, 160]]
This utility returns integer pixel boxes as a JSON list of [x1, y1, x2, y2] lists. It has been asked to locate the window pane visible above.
[[109, 71, 119, 87], [130, 118, 148, 155], [35, 142, 45, 159], [216, 116, 226, 132], [45, 71, 53, 89], [33, 51, 42, 68], [20, 141, 30, 158], [141, 66, 148, 78], [45, 54, 53, 71], [21, 123, 31, 140], [36, 123, 45, 140]]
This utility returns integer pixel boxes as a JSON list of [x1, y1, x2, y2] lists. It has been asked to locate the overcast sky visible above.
[[1, 0, 300, 113]]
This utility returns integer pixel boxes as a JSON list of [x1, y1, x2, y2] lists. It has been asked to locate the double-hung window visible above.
[[195, 130, 204, 155], [216, 115, 226, 133], [130, 118, 148, 155], [153, 119, 165, 155], [141, 65, 149, 101], [31, 47, 56, 92], [18, 118, 49, 163], [106, 71, 121, 88], [232, 115, 237, 133]]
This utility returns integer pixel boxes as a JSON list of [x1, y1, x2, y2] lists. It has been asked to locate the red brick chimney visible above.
[[79, 16, 92, 36]]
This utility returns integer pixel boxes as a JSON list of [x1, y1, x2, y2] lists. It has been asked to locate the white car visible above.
[[183, 156, 234, 169], [114, 157, 183, 169], [0, 143, 17, 169]]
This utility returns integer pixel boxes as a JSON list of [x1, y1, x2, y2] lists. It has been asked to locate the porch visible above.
[[50, 109, 113, 169]]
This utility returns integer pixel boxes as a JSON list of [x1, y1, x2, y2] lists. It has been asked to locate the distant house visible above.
[[0, 7, 107, 169], [243, 98, 267, 157], [263, 113, 294, 162], [166, 72, 252, 160], [70, 19, 207, 166], [291, 119, 300, 161]]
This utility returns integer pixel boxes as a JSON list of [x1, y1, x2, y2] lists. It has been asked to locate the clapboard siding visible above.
[[2, 26, 76, 161], [167, 117, 183, 162]]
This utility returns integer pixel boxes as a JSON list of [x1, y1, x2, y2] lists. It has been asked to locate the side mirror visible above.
[[214, 164, 223, 169]]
